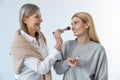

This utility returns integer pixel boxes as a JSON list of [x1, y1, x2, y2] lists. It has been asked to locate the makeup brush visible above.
[[53, 26, 71, 34]]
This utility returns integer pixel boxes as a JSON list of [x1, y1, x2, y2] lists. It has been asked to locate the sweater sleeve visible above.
[[95, 47, 108, 80], [54, 60, 70, 75], [53, 42, 70, 75]]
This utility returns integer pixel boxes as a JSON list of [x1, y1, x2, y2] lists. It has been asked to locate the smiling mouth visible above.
[[36, 23, 40, 26], [72, 29, 78, 33]]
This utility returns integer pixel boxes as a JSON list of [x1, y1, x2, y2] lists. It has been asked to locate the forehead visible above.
[[33, 10, 41, 16], [72, 17, 81, 22]]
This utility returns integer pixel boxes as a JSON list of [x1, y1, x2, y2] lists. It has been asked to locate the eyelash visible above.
[[35, 16, 41, 18], [71, 21, 79, 25]]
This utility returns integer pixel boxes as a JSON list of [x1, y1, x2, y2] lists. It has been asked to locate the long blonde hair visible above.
[[72, 12, 100, 43]]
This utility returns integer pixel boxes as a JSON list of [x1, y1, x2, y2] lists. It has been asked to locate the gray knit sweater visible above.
[[54, 40, 108, 80]]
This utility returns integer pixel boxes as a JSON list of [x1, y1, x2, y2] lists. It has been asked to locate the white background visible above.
[[0, 0, 120, 80]]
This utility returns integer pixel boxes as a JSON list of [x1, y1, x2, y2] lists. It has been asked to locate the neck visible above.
[[28, 30, 36, 38], [77, 33, 90, 44], [28, 30, 40, 45]]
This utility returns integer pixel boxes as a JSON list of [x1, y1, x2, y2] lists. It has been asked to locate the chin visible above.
[[35, 29, 40, 32], [37, 27, 40, 30], [74, 33, 77, 36]]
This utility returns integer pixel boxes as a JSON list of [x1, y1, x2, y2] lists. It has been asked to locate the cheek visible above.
[[77, 25, 87, 34], [80, 27, 87, 33], [79, 24, 87, 30], [77, 25, 84, 31]]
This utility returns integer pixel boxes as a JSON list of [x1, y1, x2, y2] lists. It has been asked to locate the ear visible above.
[[22, 17, 27, 24], [85, 22, 90, 29]]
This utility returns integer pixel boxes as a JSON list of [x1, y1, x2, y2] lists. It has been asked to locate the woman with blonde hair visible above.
[[10, 3, 63, 80], [54, 12, 108, 80]]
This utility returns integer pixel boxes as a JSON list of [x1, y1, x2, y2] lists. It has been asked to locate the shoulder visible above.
[[90, 42, 106, 56], [64, 40, 76, 45], [90, 41, 105, 50], [61, 40, 76, 51]]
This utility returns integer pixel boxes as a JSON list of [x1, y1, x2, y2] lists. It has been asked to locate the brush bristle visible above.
[[67, 26, 71, 30]]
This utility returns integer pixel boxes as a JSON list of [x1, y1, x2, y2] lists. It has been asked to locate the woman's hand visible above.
[[53, 29, 63, 51], [67, 58, 78, 68]]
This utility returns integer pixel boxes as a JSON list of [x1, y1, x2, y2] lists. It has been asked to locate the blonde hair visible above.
[[72, 12, 100, 43], [19, 3, 39, 33]]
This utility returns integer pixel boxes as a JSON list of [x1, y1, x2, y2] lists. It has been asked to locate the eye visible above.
[[74, 21, 78, 24], [35, 16, 39, 18], [71, 21, 79, 26], [34, 14, 41, 19]]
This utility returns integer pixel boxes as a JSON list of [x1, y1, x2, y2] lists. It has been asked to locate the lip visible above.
[[35, 23, 40, 26]]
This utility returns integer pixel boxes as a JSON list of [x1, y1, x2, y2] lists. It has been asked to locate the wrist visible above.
[[54, 44, 61, 51]]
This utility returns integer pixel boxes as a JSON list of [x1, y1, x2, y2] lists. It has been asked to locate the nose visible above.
[[71, 25, 77, 32], [71, 23, 75, 28], [39, 17, 43, 22], [71, 25, 75, 30]]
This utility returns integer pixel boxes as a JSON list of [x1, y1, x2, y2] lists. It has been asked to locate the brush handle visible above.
[[53, 26, 70, 34], [76, 56, 79, 60]]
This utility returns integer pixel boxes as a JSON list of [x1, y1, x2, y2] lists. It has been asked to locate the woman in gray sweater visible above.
[[54, 12, 108, 80]]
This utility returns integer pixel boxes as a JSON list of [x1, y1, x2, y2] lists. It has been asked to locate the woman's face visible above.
[[23, 10, 43, 33], [71, 17, 89, 37]]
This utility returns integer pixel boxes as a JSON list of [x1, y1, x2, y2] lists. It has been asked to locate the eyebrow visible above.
[[35, 14, 41, 17], [71, 20, 79, 23]]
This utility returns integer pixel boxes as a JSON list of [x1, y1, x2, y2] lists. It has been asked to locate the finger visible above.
[[53, 29, 62, 34]]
